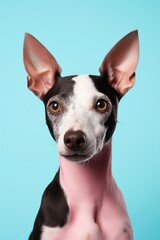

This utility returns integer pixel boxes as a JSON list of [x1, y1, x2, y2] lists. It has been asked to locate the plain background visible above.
[[0, 0, 160, 239]]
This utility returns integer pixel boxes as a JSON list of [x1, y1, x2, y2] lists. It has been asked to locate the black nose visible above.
[[64, 130, 86, 151]]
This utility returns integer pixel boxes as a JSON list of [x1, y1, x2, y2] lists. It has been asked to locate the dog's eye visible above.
[[95, 99, 109, 113], [48, 101, 62, 114]]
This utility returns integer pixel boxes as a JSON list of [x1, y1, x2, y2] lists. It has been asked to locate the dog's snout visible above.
[[64, 130, 86, 151]]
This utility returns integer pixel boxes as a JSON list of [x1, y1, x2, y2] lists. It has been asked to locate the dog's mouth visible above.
[[59, 140, 96, 163], [61, 153, 91, 162]]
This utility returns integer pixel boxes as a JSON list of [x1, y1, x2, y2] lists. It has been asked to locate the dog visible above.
[[23, 30, 139, 240]]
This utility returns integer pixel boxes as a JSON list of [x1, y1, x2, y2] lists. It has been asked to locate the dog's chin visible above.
[[60, 153, 92, 163]]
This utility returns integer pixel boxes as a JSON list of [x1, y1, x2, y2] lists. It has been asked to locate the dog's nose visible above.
[[64, 130, 86, 151]]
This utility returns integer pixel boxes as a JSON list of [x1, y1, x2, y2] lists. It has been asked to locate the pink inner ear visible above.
[[107, 66, 136, 96], [27, 76, 53, 98], [99, 30, 139, 96], [23, 33, 62, 98]]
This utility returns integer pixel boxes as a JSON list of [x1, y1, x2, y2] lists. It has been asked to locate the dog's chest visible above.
[[41, 199, 132, 240], [40, 153, 132, 240]]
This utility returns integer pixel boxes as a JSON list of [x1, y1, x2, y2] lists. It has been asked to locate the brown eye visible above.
[[48, 101, 62, 114], [95, 99, 109, 113]]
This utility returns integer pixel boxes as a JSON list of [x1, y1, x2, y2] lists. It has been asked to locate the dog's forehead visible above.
[[72, 75, 102, 100], [43, 74, 118, 105], [44, 74, 99, 102]]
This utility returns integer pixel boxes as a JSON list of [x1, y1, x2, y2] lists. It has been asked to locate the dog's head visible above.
[[23, 31, 139, 162]]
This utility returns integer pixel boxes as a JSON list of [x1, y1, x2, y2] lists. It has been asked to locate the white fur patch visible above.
[[40, 225, 60, 240]]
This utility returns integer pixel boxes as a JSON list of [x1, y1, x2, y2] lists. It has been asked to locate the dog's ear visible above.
[[23, 33, 62, 99], [99, 30, 139, 96]]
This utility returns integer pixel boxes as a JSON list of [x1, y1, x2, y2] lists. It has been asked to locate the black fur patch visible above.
[[43, 75, 76, 139], [41, 171, 69, 227], [89, 74, 120, 142], [29, 171, 69, 239]]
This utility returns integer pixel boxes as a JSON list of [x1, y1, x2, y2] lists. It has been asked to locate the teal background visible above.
[[0, 0, 160, 239]]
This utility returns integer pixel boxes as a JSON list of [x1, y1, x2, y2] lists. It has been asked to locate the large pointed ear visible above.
[[99, 30, 139, 96], [23, 33, 62, 99]]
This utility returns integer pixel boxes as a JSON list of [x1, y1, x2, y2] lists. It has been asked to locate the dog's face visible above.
[[43, 74, 118, 162], [23, 31, 139, 162]]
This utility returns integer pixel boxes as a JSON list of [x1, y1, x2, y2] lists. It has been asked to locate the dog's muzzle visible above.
[[62, 130, 92, 162]]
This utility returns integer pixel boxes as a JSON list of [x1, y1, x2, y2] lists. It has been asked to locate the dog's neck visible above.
[[59, 140, 114, 203]]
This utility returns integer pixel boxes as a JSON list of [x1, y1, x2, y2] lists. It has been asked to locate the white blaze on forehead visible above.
[[72, 74, 101, 108], [69, 74, 103, 131]]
